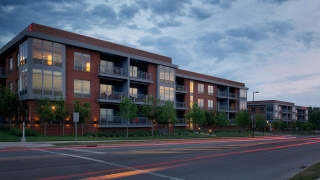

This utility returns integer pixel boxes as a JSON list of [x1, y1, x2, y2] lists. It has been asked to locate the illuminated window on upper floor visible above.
[[198, 84, 204, 94], [208, 85, 214, 95], [240, 89, 247, 98], [159, 65, 174, 84], [32, 69, 62, 96], [74, 52, 90, 72], [33, 38, 62, 67], [19, 41, 28, 66], [160, 86, 174, 101], [190, 80, 193, 93], [74, 79, 90, 98]]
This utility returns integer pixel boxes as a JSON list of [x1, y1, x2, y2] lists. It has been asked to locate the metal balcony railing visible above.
[[99, 91, 127, 101], [99, 66, 127, 77], [229, 93, 238, 99], [229, 119, 236, 124], [176, 118, 187, 124], [99, 116, 152, 125], [217, 91, 228, 98], [130, 70, 152, 81], [176, 101, 186, 108], [130, 94, 147, 103], [229, 106, 238, 111], [176, 85, 187, 92], [217, 105, 228, 111]]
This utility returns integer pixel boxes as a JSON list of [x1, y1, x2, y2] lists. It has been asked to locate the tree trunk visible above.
[[194, 124, 196, 139], [45, 121, 47, 136], [62, 121, 64, 136], [127, 119, 129, 139], [168, 124, 170, 138], [151, 122, 154, 140]]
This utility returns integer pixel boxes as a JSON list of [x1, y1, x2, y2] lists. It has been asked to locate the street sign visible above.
[[73, 112, 79, 123]]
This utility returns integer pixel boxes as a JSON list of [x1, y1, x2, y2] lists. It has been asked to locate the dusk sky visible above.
[[0, 0, 319, 106]]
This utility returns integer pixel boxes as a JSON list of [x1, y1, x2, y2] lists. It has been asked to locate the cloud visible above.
[[294, 31, 320, 48], [136, 0, 191, 17], [202, 0, 237, 9], [189, 7, 212, 20], [258, 0, 291, 4], [146, 27, 162, 35], [118, 4, 140, 20], [154, 19, 183, 28]]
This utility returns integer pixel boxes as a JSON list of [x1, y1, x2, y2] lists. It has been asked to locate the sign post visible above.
[[73, 112, 79, 142]]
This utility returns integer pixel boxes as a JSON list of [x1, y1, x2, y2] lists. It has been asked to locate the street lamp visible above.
[[252, 91, 259, 137]]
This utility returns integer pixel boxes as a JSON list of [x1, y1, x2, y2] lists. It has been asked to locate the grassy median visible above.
[[288, 162, 320, 180]]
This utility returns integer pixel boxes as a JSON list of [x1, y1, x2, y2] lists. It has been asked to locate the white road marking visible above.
[[60, 148, 107, 154], [31, 148, 184, 180]]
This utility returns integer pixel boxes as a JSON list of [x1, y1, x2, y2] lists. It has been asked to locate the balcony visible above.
[[176, 85, 187, 93], [282, 109, 292, 113], [98, 91, 127, 102], [33, 89, 63, 96], [229, 119, 236, 125], [217, 91, 229, 98], [217, 105, 228, 111], [98, 66, 127, 79], [229, 106, 238, 112], [175, 118, 187, 126], [176, 101, 187, 110], [99, 116, 152, 127], [130, 94, 147, 104], [229, 93, 238, 99], [282, 117, 292, 121], [0, 67, 6, 78], [130, 70, 152, 82]]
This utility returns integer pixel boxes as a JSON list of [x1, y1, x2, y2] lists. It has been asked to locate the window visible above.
[[20, 69, 28, 95], [19, 41, 28, 65], [266, 114, 273, 120], [100, 84, 112, 95], [251, 107, 255, 112], [32, 69, 63, 96], [160, 86, 174, 101], [198, 99, 204, 108], [208, 85, 214, 95], [130, 88, 137, 97], [100, 60, 114, 74], [130, 66, 138, 78], [198, 84, 204, 94], [9, 57, 13, 73], [100, 108, 114, 122], [240, 101, 247, 110], [74, 52, 90, 72], [159, 65, 175, 84], [259, 107, 264, 112], [190, 96, 193, 108], [33, 38, 62, 66], [9, 82, 12, 92], [240, 89, 247, 98], [190, 80, 194, 93], [208, 100, 213, 110], [74, 80, 90, 98], [267, 105, 274, 112], [16, 79, 19, 93]]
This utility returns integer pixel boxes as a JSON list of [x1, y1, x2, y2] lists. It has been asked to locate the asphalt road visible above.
[[1, 136, 320, 180]]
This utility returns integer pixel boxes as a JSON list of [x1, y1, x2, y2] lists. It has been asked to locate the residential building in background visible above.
[[247, 100, 308, 124], [0, 23, 247, 135]]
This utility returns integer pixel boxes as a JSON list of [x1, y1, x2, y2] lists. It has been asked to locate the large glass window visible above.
[[130, 87, 137, 97], [20, 69, 28, 95], [198, 84, 204, 94], [208, 100, 213, 109], [240, 89, 247, 98], [130, 66, 138, 78], [198, 99, 204, 108], [160, 86, 174, 101], [190, 80, 193, 93], [20, 41, 28, 66], [159, 65, 175, 84], [267, 105, 274, 112], [240, 101, 247, 110], [9, 57, 13, 73], [74, 52, 90, 72], [74, 80, 90, 98], [208, 85, 214, 95], [32, 38, 62, 67], [32, 69, 62, 96]]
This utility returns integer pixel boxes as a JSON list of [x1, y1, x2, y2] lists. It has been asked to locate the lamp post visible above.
[[252, 91, 259, 137]]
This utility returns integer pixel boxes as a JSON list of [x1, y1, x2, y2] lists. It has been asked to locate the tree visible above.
[[118, 97, 138, 139], [278, 119, 288, 130], [235, 109, 251, 131], [0, 85, 18, 126], [308, 106, 320, 130], [35, 97, 55, 136], [185, 103, 206, 139], [158, 100, 177, 137], [140, 95, 162, 139], [205, 110, 215, 132], [73, 100, 91, 136], [255, 114, 266, 132], [215, 111, 229, 132], [302, 122, 313, 132], [53, 96, 69, 136], [272, 119, 280, 131]]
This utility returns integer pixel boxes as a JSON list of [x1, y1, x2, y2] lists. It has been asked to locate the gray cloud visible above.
[[118, 4, 140, 20], [294, 31, 320, 48], [258, 0, 291, 4], [189, 7, 212, 20], [202, 0, 237, 9], [136, 0, 191, 17], [154, 19, 183, 28], [146, 27, 162, 35]]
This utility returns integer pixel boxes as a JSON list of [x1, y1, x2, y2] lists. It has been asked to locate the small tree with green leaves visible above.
[[118, 97, 138, 138], [255, 114, 266, 133], [279, 119, 288, 130], [215, 111, 229, 132], [73, 100, 91, 136], [158, 100, 177, 137], [302, 122, 313, 132], [272, 119, 280, 131], [235, 109, 251, 132], [140, 95, 162, 139], [53, 96, 69, 136], [0, 85, 18, 126], [205, 110, 215, 132], [35, 97, 55, 136], [185, 103, 206, 139]]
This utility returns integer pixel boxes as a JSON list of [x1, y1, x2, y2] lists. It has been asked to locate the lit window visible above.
[[208, 100, 213, 110], [198, 84, 204, 94], [74, 52, 90, 72], [74, 80, 90, 98], [208, 85, 214, 95], [32, 38, 62, 66], [159, 65, 175, 84], [198, 99, 204, 108]]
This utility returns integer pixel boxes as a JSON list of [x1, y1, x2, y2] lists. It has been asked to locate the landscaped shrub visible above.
[[8, 128, 39, 136]]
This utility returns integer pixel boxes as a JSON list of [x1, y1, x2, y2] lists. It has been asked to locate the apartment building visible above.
[[247, 100, 308, 124], [0, 23, 247, 134]]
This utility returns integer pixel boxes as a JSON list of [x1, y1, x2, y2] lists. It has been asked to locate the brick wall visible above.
[[147, 63, 157, 96], [6, 49, 19, 92]]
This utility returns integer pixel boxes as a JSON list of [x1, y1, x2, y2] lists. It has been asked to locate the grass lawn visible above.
[[0, 132, 21, 142], [288, 162, 320, 180]]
